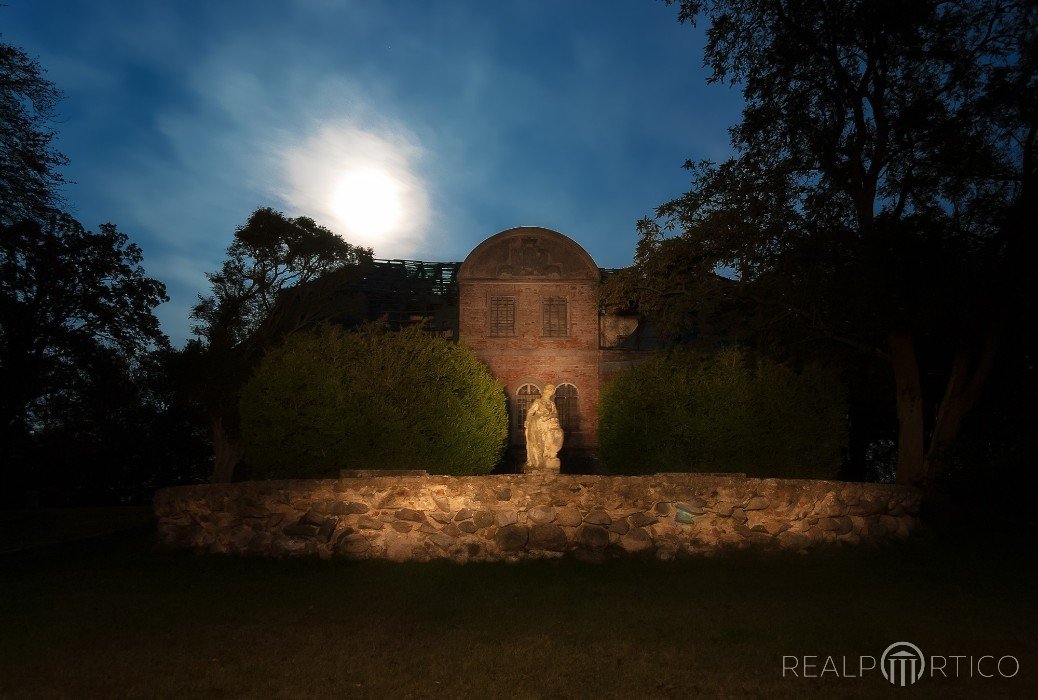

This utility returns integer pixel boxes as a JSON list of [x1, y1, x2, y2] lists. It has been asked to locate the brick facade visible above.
[[459, 227, 606, 450]]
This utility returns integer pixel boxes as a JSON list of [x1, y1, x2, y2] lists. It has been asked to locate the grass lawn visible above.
[[0, 513, 1034, 698]]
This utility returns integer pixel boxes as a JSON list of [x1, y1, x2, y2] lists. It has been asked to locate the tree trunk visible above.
[[211, 414, 245, 483], [888, 333, 926, 486], [922, 319, 1002, 481]]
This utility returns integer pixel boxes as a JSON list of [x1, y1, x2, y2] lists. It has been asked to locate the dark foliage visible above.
[[187, 207, 372, 482], [239, 324, 507, 478], [619, 0, 1038, 485], [0, 38, 68, 225], [599, 348, 846, 478], [0, 215, 208, 504], [0, 215, 168, 442]]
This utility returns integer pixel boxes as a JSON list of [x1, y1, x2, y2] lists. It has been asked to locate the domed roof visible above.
[[459, 226, 599, 281]]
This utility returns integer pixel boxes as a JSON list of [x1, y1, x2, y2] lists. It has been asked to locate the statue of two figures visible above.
[[524, 383, 564, 473]]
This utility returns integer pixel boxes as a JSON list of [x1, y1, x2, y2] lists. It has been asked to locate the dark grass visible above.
[[0, 507, 153, 553], [0, 515, 1034, 699]]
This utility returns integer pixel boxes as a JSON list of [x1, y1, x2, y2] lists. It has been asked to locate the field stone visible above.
[[357, 515, 383, 530], [818, 517, 839, 532], [332, 501, 369, 516], [556, 508, 583, 527], [833, 515, 854, 535], [527, 506, 556, 524], [495, 524, 528, 551], [316, 517, 339, 543], [392, 521, 413, 533], [385, 537, 413, 562], [428, 532, 455, 551], [495, 510, 518, 527], [396, 508, 426, 522], [528, 524, 567, 551], [743, 497, 770, 511], [454, 508, 474, 522], [777, 531, 810, 550], [432, 494, 451, 513], [609, 519, 630, 535], [879, 514, 900, 532], [442, 523, 462, 537], [584, 510, 612, 526], [299, 509, 326, 527], [283, 523, 318, 538], [336, 533, 370, 554], [674, 510, 697, 525], [764, 520, 791, 535], [458, 521, 478, 534], [578, 525, 610, 551], [629, 511, 656, 527], [473, 511, 495, 529], [429, 511, 452, 524], [866, 518, 888, 537], [620, 527, 652, 553], [675, 502, 706, 515]]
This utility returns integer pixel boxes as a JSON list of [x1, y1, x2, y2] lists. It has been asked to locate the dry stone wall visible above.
[[154, 474, 921, 562]]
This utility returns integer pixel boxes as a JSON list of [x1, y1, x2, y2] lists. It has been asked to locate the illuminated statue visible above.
[[524, 383, 563, 473]]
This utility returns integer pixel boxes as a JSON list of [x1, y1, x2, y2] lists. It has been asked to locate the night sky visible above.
[[3, 0, 743, 343]]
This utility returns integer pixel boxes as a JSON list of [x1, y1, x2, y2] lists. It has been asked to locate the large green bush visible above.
[[598, 348, 847, 479], [239, 324, 507, 478]]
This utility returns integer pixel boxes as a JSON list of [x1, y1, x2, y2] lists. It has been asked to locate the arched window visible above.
[[514, 384, 541, 434], [554, 383, 580, 432]]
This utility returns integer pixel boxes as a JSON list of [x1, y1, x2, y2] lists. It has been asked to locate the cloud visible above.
[[273, 119, 432, 257], [95, 34, 444, 340]]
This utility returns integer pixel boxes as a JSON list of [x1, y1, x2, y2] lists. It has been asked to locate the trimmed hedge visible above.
[[240, 324, 507, 478], [598, 348, 847, 479]]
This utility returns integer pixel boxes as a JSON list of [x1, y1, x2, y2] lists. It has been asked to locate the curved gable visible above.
[[459, 226, 598, 281]]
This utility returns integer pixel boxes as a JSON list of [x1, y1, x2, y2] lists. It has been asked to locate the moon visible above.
[[277, 122, 430, 257], [330, 167, 405, 241]]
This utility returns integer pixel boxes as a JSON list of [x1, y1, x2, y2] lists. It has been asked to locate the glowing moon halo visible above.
[[330, 167, 405, 240]]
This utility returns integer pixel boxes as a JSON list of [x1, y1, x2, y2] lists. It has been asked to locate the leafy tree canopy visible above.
[[616, 0, 1037, 485], [186, 207, 373, 481], [0, 37, 68, 225], [0, 214, 169, 476]]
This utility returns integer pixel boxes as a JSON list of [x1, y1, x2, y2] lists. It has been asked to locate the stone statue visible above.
[[524, 383, 564, 473]]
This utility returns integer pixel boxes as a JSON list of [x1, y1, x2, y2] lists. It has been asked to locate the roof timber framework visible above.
[[361, 259, 623, 339], [362, 259, 461, 337]]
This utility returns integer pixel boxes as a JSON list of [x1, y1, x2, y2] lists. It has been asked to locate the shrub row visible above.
[[240, 324, 508, 478], [241, 329, 846, 480], [598, 348, 847, 479]]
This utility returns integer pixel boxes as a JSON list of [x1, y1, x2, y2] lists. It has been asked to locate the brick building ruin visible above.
[[358, 226, 650, 461]]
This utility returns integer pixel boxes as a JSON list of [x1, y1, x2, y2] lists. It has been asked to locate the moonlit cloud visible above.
[[5, 0, 743, 344], [276, 121, 431, 256]]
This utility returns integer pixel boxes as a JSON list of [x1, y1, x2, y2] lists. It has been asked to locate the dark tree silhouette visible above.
[[0, 38, 68, 224], [0, 215, 170, 499], [616, 0, 1037, 485], [187, 207, 372, 482]]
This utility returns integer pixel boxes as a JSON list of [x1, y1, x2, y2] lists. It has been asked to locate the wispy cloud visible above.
[[7, 0, 744, 344]]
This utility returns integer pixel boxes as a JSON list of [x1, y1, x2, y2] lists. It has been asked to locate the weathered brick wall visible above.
[[458, 226, 603, 449], [154, 475, 921, 562], [460, 281, 600, 447]]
